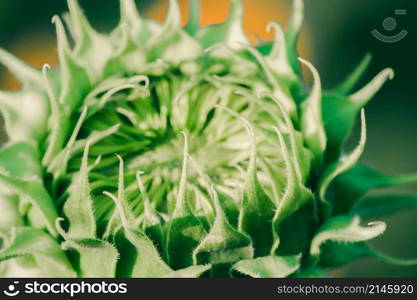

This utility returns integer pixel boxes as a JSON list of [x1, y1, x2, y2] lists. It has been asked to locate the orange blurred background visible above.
[[0, 0, 310, 90]]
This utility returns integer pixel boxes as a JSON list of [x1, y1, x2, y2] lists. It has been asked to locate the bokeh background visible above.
[[0, 0, 416, 277]]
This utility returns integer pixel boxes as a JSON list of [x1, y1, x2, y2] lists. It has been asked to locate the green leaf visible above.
[[323, 68, 393, 160], [214, 108, 275, 257], [318, 241, 374, 268], [318, 110, 367, 216], [0, 174, 58, 236], [67, 0, 113, 81], [103, 24, 147, 76], [57, 218, 118, 277], [0, 194, 24, 232], [0, 91, 49, 143], [271, 127, 315, 255], [193, 186, 253, 265], [0, 227, 75, 277], [319, 241, 417, 268], [42, 17, 90, 165], [299, 58, 326, 161], [114, 227, 172, 277], [197, 0, 249, 49], [333, 165, 417, 214], [164, 265, 211, 278], [148, 0, 203, 65], [165, 133, 207, 269], [352, 195, 417, 218], [265, 22, 296, 80], [0, 142, 42, 180], [103, 156, 184, 277], [334, 53, 372, 95], [63, 141, 97, 239], [310, 215, 385, 258], [233, 255, 300, 278], [285, 0, 303, 75], [62, 238, 119, 278], [118, 0, 161, 45]]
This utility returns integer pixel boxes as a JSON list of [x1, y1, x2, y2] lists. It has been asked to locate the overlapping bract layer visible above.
[[0, 0, 416, 277]]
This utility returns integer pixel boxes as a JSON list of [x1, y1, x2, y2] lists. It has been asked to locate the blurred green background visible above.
[[0, 0, 416, 277]]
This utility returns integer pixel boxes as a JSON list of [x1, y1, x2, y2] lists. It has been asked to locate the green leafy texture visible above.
[[323, 68, 393, 160], [193, 185, 253, 265], [310, 216, 385, 259], [319, 241, 417, 268], [0, 227, 75, 277], [271, 127, 315, 255], [332, 165, 417, 215], [56, 218, 119, 278], [197, 0, 249, 49], [265, 22, 296, 81], [233, 255, 300, 278], [0, 174, 58, 236], [164, 133, 207, 269], [48, 106, 87, 178], [67, 0, 113, 81], [318, 109, 367, 216], [147, 0, 203, 65], [0, 142, 42, 180], [352, 195, 417, 218], [118, 0, 160, 45], [334, 53, 372, 95], [318, 241, 373, 268], [63, 140, 97, 239], [0, 194, 24, 233], [42, 15, 91, 166], [299, 58, 326, 162], [163, 265, 211, 278], [284, 0, 303, 75], [216, 106, 274, 257], [0, 49, 48, 143], [103, 156, 170, 277], [104, 158, 210, 278]]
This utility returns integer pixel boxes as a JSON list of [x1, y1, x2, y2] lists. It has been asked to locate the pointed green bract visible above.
[[0, 227, 75, 277], [233, 255, 300, 278]]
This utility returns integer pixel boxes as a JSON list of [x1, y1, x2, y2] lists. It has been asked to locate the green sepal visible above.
[[271, 127, 315, 255], [318, 110, 367, 216], [165, 133, 207, 269], [352, 195, 417, 218], [193, 186, 253, 265], [332, 165, 417, 215], [318, 241, 417, 268], [147, 0, 203, 65], [0, 142, 42, 180], [67, 0, 113, 81], [61, 237, 119, 277], [0, 91, 49, 143], [0, 174, 58, 236], [309, 215, 385, 261], [299, 58, 326, 162], [0, 227, 76, 277], [63, 141, 97, 239], [323, 68, 393, 160], [0, 194, 24, 233], [197, 0, 249, 49], [334, 53, 372, 95], [233, 255, 300, 278], [285, 0, 303, 75]]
